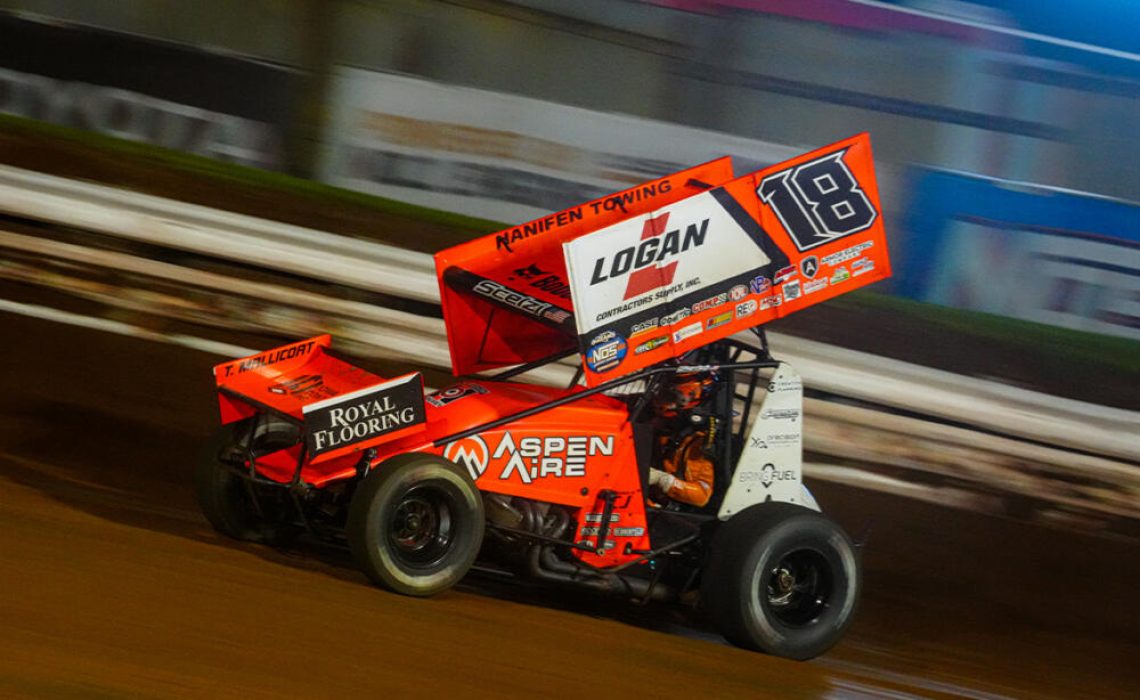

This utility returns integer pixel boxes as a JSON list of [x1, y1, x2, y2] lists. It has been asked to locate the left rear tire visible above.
[[196, 416, 299, 543]]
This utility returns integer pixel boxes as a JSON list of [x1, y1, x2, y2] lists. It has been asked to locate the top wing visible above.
[[434, 157, 737, 375], [564, 133, 892, 386]]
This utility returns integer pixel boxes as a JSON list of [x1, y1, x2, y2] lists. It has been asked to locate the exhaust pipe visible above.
[[527, 546, 674, 602]]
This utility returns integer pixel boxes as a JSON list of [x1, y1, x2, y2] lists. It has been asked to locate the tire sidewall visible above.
[[704, 504, 861, 660], [349, 455, 484, 596], [739, 513, 860, 659]]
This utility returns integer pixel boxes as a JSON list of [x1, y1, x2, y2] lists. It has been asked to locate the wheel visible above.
[[347, 453, 484, 597], [196, 416, 299, 543], [701, 503, 861, 660]]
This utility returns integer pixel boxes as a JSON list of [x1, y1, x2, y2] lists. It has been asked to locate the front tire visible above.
[[702, 503, 861, 660], [347, 454, 484, 597]]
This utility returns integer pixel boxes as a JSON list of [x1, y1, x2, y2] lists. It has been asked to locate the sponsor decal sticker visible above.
[[851, 257, 876, 276], [268, 374, 335, 402], [586, 330, 627, 373], [782, 279, 802, 301], [444, 435, 490, 480], [706, 311, 733, 330], [729, 285, 748, 301], [749, 275, 772, 295], [800, 255, 819, 279], [426, 383, 488, 408], [492, 432, 614, 483], [761, 407, 800, 422], [634, 335, 669, 354], [735, 299, 758, 319], [580, 526, 645, 537], [830, 266, 851, 284], [804, 278, 828, 294], [473, 279, 569, 323], [630, 317, 659, 336], [774, 265, 797, 284], [223, 340, 316, 377], [584, 512, 621, 523], [760, 294, 783, 310], [821, 241, 874, 267], [660, 308, 691, 326], [303, 374, 426, 456], [672, 321, 702, 343], [691, 293, 728, 314], [588, 212, 709, 301]]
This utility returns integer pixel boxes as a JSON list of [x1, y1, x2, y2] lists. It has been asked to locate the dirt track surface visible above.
[[1, 311, 1139, 699]]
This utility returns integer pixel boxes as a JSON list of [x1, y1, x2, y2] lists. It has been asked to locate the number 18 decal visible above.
[[757, 149, 877, 252]]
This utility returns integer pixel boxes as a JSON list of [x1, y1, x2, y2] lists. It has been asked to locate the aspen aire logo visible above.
[[302, 374, 426, 456], [443, 433, 615, 484], [588, 212, 709, 300]]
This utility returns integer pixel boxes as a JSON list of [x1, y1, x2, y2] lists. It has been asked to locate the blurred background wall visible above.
[[1, 0, 1137, 339]]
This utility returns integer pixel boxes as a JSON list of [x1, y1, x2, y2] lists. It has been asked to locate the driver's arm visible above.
[[650, 433, 714, 507]]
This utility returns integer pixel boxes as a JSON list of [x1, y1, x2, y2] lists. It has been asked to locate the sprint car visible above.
[[200, 133, 891, 660]]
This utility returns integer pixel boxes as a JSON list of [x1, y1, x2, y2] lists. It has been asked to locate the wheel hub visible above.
[[763, 549, 833, 627]]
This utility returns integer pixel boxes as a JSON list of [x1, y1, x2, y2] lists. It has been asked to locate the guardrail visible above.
[[2, 164, 1137, 529]]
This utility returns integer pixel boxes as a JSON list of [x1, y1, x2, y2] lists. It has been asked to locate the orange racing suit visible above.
[[655, 431, 714, 507]]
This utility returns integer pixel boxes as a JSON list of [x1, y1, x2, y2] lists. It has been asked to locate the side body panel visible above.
[[719, 364, 816, 519]]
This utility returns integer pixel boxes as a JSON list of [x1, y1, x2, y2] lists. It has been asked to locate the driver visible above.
[[647, 372, 716, 508]]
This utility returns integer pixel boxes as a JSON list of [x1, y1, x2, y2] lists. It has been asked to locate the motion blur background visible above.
[[2, 2, 1139, 698], [2, 0, 1137, 343]]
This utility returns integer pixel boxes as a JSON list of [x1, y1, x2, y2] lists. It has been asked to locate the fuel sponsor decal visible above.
[[445, 433, 615, 483], [735, 299, 758, 319], [303, 374, 426, 456], [737, 463, 797, 488], [801, 255, 819, 279], [706, 311, 733, 330], [672, 321, 702, 343], [426, 383, 488, 408], [782, 279, 802, 302], [586, 330, 627, 373], [634, 335, 669, 354]]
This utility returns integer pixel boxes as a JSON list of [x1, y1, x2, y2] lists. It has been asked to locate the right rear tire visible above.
[[701, 503, 861, 660]]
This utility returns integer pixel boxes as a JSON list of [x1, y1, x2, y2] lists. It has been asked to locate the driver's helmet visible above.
[[653, 370, 715, 417]]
